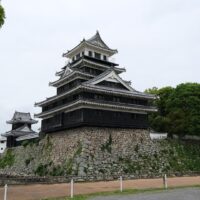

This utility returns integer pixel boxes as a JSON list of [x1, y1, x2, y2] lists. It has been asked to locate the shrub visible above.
[[75, 141, 82, 156], [101, 134, 112, 153], [34, 163, 49, 176], [50, 165, 64, 176], [25, 159, 31, 166], [65, 158, 73, 175], [0, 149, 15, 168], [25, 157, 34, 166]]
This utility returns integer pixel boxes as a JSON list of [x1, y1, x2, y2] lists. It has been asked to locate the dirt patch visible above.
[[0, 176, 199, 200]]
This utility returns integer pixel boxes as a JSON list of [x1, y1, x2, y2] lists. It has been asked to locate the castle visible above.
[[35, 31, 156, 133]]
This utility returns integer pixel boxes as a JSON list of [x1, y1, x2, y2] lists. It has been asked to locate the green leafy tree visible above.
[[145, 86, 174, 132], [146, 83, 200, 137], [0, 3, 5, 28], [166, 83, 200, 136], [145, 87, 159, 95]]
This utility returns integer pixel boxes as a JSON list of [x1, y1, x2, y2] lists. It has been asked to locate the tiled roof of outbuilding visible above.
[[2, 124, 37, 137], [7, 111, 38, 124]]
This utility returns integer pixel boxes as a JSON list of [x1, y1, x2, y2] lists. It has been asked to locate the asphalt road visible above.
[[91, 188, 200, 200]]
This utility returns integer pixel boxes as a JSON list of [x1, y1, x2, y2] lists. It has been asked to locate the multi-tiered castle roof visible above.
[[35, 31, 156, 133], [2, 111, 38, 147]]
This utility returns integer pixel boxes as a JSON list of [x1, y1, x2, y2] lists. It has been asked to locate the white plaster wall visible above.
[[150, 132, 168, 140]]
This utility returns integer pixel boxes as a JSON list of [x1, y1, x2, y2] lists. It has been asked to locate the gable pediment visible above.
[[63, 66, 72, 77], [86, 70, 134, 91]]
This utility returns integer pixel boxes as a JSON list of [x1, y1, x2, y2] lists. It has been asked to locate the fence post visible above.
[[4, 184, 8, 200], [120, 176, 123, 192], [70, 179, 74, 198], [163, 174, 168, 189]]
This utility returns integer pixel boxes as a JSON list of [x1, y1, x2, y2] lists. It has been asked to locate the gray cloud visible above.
[[0, 0, 200, 133]]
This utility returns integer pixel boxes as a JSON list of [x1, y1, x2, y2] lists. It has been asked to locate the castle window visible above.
[[94, 94, 104, 100], [95, 110, 102, 116], [131, 114, 137, 119], [114, 112, 121, 118], [76, 53, 80, 59], [94, 52, 101, 60], [103, 55, 107, 61], [89, 51, 93, 57], [69, 111, 75, 117], [113, 97, 120, 102]]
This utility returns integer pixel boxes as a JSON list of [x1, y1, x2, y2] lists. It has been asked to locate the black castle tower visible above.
[[35, 32, 156, 133]]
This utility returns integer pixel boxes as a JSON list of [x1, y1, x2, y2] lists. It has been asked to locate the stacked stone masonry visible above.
[[0, 127, 200, 181]]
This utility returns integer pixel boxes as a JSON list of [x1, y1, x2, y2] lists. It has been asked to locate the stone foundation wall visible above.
[[0, 127, 200, 181], [50, 127, 156, 177]]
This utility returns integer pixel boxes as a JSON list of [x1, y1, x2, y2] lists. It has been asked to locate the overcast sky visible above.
[[0, 0, 200, 133]]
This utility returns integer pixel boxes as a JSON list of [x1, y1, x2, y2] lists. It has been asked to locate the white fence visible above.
[[2, 175, 169, 199]]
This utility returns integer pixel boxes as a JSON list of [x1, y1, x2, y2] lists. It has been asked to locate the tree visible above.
[[166, 83, 200, 137], [0, 3, 5, 28], [146, 83, 200, 137], [145, 86, 174, 132]]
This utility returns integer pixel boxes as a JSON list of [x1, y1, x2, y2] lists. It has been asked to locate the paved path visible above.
[[0, 176, 199, 200], [92, 188, 200, 200]]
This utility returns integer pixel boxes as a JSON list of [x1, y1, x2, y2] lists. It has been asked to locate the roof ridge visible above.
[[7, 111, 38, 124], [63, 31, 118, 58], [86, 31, 110, 49]]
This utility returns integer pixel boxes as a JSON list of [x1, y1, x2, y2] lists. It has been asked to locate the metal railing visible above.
[[1, 171, 200, 186]]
